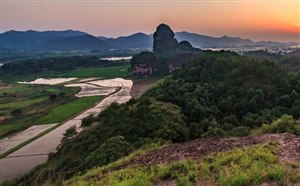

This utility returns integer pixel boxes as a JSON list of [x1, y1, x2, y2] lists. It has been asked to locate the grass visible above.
[[60, 143, 166, 186], [200, 141, 299, 186], [61, 142, 300, 186], [0, 65, 130, 82], [36, 96, 103, 124], [0, 97, 46, 110]]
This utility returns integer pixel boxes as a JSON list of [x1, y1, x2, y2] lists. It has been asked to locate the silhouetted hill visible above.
[[105, 33, 152, 49], [0, 30, 86, 50], [44, 34, 113, 51], [96, 32, 299, 49], [175, 32, 291, 48], [96, 36, 108, 41], [1, 29, 297, 51]]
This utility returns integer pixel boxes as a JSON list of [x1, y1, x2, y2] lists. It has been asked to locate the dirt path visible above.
[[0, 78, 133, 183]]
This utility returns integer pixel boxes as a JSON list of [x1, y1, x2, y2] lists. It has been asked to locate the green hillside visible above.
[[7, 51, 300, 186]]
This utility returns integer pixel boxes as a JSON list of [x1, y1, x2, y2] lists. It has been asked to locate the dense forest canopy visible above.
[[0, 56, 128, 75], [10, 51, 300, 185], [243, 49, 300, 72]]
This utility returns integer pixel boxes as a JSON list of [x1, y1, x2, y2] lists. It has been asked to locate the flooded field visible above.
[[65, 83, 116, 97], [0, 124, 57, 155], [100, 56, 132, 61], [0, 77, 133, 182], [18, 78, 77, 85]]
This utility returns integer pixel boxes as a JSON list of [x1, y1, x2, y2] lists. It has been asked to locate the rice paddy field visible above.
[[0, 64, 130, 138], [36, 96, 102, 124], [0, 82, 102, 138]]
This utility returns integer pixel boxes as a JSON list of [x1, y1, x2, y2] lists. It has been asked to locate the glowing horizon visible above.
[[1, 1, 300, 42]]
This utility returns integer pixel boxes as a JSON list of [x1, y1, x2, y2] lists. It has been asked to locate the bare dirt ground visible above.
[[114, 133, 300, 170], [130, 77, 160, 98]]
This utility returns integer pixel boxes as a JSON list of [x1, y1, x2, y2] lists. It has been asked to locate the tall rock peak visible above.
[[153, 23, 178, 55]]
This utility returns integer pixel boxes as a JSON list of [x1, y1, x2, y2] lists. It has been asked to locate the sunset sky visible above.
[[1, 0, 300, 42]]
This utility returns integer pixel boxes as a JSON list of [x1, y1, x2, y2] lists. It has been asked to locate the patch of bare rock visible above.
[[119, 133, 300, 169]]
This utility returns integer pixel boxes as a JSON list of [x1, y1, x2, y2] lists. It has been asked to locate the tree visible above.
[[81, 115, 95, 127], [252, 115, 300, 136], [62, 126, 78, 141], [49, 94, 57, 101], [85, 136, 132, 167], [58, 92, 66, 98], [11, 109, 22, 117]]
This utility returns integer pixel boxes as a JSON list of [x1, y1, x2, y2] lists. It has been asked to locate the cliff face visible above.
[[131, 23, 202, 77], [131, 51, 158, 76], [153, 24, 178, 55]]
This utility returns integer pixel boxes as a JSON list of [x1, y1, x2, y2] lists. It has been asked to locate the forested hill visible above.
[[9, 51, 300, 186], [146, 51, 299, 136], [243, 49, 300, 72]]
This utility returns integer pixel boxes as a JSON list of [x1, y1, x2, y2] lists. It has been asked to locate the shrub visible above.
[[84, 136, 133, 168], [252, 115, 300, 135], [49, 94, 57, 101], [11, 108, 22, 117], [62, 126, 78, 142], [81, 114, 96, 127], [58, 92, 66, 98], [230, 126, 251, 137], [202, 119, 227, 137]]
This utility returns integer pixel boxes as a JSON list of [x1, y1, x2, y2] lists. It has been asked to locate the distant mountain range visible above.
[[0, 29, 298, 51]]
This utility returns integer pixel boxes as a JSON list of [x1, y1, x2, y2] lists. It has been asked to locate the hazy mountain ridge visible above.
[[0, 29, 298, 51], [0, 30, 87, 50], [0, 30, 112, 51], [175, 31, 296, 48], [105, 32, 153, 49], [44, 34, 113, 51]]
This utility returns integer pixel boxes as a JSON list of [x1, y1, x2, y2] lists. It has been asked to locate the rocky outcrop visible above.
[[131, 51, 158, 77], [107, 133, 300, 168], [153, 24, 178, 55], [131, 24, 203, 77], [177, 41, 199, 52]]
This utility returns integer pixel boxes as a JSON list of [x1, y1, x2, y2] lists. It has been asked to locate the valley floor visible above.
[[0, 78, 133, 183]]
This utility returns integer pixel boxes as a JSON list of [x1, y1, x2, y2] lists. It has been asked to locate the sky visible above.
[[1, 0, 300, 42]]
